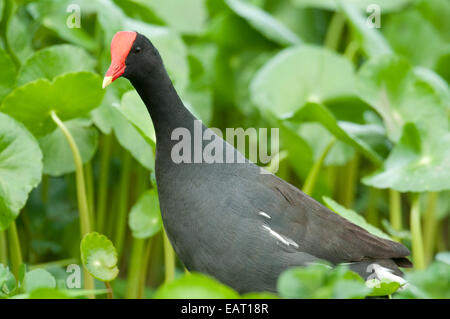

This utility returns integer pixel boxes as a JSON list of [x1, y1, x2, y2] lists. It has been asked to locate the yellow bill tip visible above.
[[102, 76, 113, 89]]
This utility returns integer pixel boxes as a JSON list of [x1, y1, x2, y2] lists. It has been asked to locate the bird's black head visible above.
[[103, 31, 163, 88]]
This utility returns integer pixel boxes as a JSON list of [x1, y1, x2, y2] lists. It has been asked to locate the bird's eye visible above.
[[134, 46, 142, 54]]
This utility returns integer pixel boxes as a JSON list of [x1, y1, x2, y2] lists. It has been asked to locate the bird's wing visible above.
[[249, 172, 411, 265]]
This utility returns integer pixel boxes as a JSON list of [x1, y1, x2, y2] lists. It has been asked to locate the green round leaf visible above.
[[38, 119, 99, 176], [128, 189, 162, 239], [1, 72, 104, 136], [120, 90, 156, 147], [143, 0, 208, 35], [80, 232, 119, 282], [23, 269, 57, 293], [395, 261, 450, 299], [17, 44, 96, 86], [0, 49, 16, 102], [277, 263, 330, 298], [291, 102, 382, 164], [153, 272, 239, 299], [436, 252, 450, 266], [357, 55, 447, 142], [251, 45, 355, 118], [0, 113, 43, 230], [384, 10, 444, 69], [363, 123, 450, 192], [293, 0, 413, 12], [339, 2, 392, 58], [366, 279, 401, 296], [27, 0, 96, 51], [0, 264, 17, 298], [225, 0, 302, 46]]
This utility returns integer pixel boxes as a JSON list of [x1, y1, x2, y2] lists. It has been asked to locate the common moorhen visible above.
[[103, 31, 412, 293]]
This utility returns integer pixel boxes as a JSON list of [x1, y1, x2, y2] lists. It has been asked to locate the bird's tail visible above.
[[349, 258, 412, 286]]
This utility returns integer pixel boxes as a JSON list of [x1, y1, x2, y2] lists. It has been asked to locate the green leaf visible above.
[[357, 55, 447, 143], [225, 0, 301, 46], [0, 49, 16, 102], [28, 288, 70, 299], [153, 272, 239, 299], [323, 197, 392, 240], [1, 72, 104, 136], [366, 279, 401, 296], [298, 123, 355, 166], [333, 279, 370, 299], [278, 263, 370, 299], [80, 232, 119, 282], [141, 0, 208, 35], [277, 263, 330, 298], [251, 45, 355, 118], [6, 10, 34, 63], [363, 123, 450, 192], [128, 189, 162, 239], [92, 88, 155, 171], [23, 269, 56, 293], [0, 264, 17, 298], [339, 2, 392, 58], [120, 90, 156, 147], [416, 0, 450, 42], [293, 0, 413, 12], [290, 102, 382, 164], [436, 252, 450, 265], [240, 292, 279, 299], [27, 0, 96, 51], [38, 119, 99, 176], [112, 106, 155, 171], [0, 113, 42, 231], [395, 261, 450, 299], [384, 9, 445, 69], [17, 45, 96, 86]]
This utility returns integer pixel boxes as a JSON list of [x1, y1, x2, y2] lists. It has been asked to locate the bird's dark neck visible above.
[[129, 66, 197, 143]]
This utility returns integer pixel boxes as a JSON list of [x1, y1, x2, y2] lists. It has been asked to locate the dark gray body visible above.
[[124, 32, 412, 293], [154, 118, 410, 293]]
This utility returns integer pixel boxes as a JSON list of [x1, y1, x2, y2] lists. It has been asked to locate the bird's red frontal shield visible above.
[[103, 31, 137, 88]]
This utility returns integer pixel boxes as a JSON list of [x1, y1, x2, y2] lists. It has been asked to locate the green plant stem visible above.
[[84, 162, 95, 229], [0, 231, 8, 265], [51, 111, 91, 235], [114, 151, 132, 259], [163, 230, 175, 283], [389, 190, 402, 237], [324, 12, 345, 50], [7, 221, 22, 278], [344, 41, 359, 63], [41, 175, 49, 203], [138, 238, 153, 298], [342, 154, 359, 208], [50, 111, 94, 295], [125, 237, 145, 299], [0, 0, 20, 68], [410, 194, 425, 270], [366, 188, 380, 227], [302, 138, 336, 196], [105, 281, 113, 299], [424, 192, 438, 264], [96, 134, 113, 234]]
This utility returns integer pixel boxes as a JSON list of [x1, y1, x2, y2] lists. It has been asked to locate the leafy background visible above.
[[0, 0, 449, 299]]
